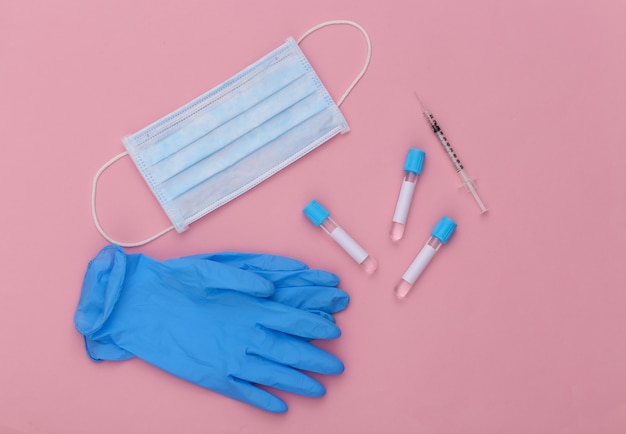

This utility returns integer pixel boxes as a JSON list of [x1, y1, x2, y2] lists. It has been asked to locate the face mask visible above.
[[92, 20, 371, 247]]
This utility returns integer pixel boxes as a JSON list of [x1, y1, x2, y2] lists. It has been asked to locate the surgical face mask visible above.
[[92, 20, 371, 247]]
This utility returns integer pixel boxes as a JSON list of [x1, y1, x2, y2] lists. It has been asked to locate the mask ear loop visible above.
[[91, 151, 175, 247], [297, 20, 372, 107]]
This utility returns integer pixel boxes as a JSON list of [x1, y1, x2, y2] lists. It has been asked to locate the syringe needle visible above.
[[415, 93, 488, 214], [414, 92, 429, 116]]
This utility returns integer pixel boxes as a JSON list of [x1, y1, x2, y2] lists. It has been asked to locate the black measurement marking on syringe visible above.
[[429, 114, 464, 170], [439, 135, 464, 170]]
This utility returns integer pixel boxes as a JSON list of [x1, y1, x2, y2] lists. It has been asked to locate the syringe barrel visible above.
[[435, 130, 464, 172]]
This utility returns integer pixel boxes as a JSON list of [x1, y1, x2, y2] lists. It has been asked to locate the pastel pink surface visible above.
[[1, 1, 626, 433]]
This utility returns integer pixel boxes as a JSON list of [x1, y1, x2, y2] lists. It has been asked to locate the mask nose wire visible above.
[[297, 20, 372, 107], [91, 150, 175, 247]]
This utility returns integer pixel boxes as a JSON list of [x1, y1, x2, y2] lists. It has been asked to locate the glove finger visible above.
[[179, 252, 308, 272], [226, 377, 288, 413], [253, 269, 340, 288], [248, 331, 344, 375], [234, 356, 326, 397], [271, 286, 349, 314], [163, 258, 275, 297], [176, 253, 340, 288], [138, 348, 289, 413], [286, 311, 335, 344], [258, 303, 341, 340]]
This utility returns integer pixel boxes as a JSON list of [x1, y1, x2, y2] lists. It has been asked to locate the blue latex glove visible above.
[[75, 245, 346, 413], [84, 250, 350, 361]]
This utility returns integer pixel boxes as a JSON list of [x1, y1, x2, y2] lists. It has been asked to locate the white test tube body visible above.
[[394, 215, 457, 299], [394, 236, 442, 299], [390, 149, 425, 241], [320, 217, 378, 274], [390, 171, 419, 241]]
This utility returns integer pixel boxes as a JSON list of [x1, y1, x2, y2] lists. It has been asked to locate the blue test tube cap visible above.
[[404, 148, 425, 174], [303, 200, 330, 227], [431, 216, 457, 243]]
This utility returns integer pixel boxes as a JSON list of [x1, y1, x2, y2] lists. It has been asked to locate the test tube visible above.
[[394, 216, 457, 299], [390, 149, 425, 241], [303, 199, 378, 274]]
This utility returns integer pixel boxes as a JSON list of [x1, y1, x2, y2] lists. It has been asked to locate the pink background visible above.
[[1, 0, 626, 433]]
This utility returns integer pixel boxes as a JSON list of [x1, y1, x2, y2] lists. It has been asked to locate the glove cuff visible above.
[[74, 245, 127, 336]]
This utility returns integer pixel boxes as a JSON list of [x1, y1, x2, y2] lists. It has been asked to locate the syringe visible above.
[[415, 93, 488, 213]]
